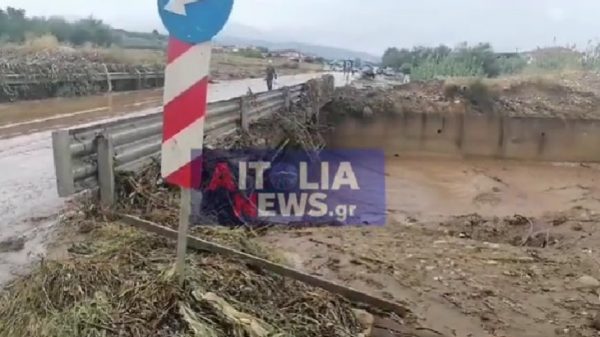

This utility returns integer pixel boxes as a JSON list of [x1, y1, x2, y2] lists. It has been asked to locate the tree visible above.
[[0, 6, 119, 46], [380, 42, 516, 80]]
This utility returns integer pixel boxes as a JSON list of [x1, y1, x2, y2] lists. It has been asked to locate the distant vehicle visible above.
[[383, 67, 395, 76], [361, 65, 375, 79]]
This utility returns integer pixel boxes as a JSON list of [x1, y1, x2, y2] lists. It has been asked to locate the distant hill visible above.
[[110, 29, 379, 62], [109, 21, 380, 62], [216, 35, 380, 62], [215, 23, 379, 62]]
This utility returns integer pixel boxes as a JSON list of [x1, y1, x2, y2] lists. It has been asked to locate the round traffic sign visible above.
[[158, 0, 234, 44]]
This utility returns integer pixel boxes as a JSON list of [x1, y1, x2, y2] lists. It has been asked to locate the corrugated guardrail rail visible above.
[[51, 77, 334, 198], [1, 72, 164, 85]]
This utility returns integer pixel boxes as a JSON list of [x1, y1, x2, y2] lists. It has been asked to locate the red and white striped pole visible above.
[[158, 0, 234, 283], [161, 39, 211, 189], [162, 38, 212, 281]]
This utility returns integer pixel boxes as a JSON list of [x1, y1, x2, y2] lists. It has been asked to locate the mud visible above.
[[258, 155, 600, 337], [383, 156, 600, 222]]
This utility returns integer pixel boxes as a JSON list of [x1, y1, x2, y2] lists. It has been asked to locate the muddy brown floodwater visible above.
[[385, 155, 600, 222], [260, 154, 600, 337], [0, 89, 163, 138], [0, 73, 334, 139]]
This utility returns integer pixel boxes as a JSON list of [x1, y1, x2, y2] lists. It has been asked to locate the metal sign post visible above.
[[157, 0, 234, 284]]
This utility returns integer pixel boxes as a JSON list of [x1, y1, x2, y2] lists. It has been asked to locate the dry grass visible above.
[[22, 34, 61, 51], [444, 69, 588, 91]]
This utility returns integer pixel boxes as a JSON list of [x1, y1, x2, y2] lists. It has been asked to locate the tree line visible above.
[[382, 43, 527, 80], [0, 6, 119, 46]]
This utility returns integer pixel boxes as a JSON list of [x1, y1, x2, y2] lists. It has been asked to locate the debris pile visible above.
[[0, 222, 364, 337], [0, 47, 163, 101], [114, 79, 334, 233], [326, 72, 600, 119]]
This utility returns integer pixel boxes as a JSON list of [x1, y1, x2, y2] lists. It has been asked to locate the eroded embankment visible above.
[[327, 72, 600, 119], [0, 80, 441, 337], [322, 73, 600, 163], [276, 75, 600, 337]]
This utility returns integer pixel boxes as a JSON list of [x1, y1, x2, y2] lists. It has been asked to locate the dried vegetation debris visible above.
[[0, 47, 163, 101], [327, 72, 600, 119], [4, 145, 370, 337], [0, 222, 364, 337]]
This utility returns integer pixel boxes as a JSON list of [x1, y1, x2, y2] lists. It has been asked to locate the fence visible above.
[[52, 75, 335, 202]]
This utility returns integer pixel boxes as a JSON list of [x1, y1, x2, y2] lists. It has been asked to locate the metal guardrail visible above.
[[1, 72, 164, 85], [51, 80, 317, 198]]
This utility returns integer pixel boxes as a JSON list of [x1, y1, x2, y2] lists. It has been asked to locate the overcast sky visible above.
[[5, 0, 600, 55]]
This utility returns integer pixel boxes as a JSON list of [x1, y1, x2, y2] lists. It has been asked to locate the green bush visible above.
[[0, 6, 118, 46], [496, 56, 527, 75], [383, 43, 527, 80]]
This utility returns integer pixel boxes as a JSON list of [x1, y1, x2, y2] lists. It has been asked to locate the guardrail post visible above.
[[97, 134, 116, 207], [283, 86, 291, 112], [240, 96, 250, 132], [103, 64, 113, 93], [52, 130, 76, 197], [136, 70, 143, 90]]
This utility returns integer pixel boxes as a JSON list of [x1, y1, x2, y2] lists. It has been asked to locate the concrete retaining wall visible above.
[[327, 111, 600, 162]]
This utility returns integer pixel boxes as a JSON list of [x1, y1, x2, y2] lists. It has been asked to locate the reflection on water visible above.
[[0, 89, 163, 137], [0, 73, 334, 138]]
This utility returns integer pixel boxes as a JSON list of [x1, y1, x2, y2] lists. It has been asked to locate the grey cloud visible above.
[[4, 0, 600, 55]]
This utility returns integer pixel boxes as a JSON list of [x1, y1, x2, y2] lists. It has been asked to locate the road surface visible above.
[[0, 72, 342, 285]]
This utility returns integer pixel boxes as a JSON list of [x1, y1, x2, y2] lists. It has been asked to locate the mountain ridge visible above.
[[217, 35, 379, 62]]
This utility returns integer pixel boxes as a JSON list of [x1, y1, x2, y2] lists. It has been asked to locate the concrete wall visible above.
[[327, 111, 600, 162]]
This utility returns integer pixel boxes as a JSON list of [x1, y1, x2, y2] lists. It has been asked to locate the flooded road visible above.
[[0, 73, 328, 138], [0, 72, 340, 285]]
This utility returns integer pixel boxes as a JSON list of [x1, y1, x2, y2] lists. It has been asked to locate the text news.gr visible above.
[[192, 149, 387, 227]]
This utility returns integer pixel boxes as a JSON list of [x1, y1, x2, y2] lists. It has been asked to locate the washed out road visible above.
[[0, 72, 342, 285]]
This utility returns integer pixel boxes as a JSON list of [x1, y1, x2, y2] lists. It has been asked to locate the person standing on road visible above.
[[343, 60, 351, 83], [266, 60, 278, 91]]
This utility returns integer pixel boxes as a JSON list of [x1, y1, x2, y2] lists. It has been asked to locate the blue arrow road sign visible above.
[[158, 0, 234, 44]]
